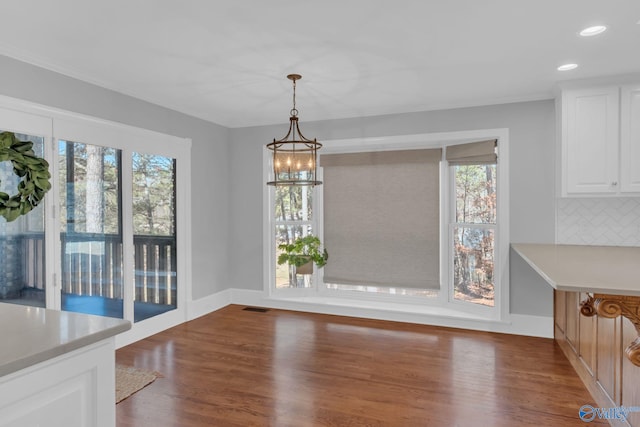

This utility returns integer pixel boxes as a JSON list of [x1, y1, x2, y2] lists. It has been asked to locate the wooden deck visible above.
[[116, 305, 606, 426]]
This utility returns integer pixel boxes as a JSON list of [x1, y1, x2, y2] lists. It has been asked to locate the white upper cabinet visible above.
[[560, 83, 640, 196], [561, 86, 619, 195], [620, 84, 640, 193]]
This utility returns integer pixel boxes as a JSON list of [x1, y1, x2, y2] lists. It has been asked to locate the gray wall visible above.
[[0, 53, 556, 317], [0, 55, 230, 299], [229, 100, 556, 316]]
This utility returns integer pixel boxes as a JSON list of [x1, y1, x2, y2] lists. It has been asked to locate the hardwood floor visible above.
[[116, 305, 606, 426]]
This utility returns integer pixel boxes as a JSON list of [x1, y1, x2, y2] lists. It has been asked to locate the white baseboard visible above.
[[186, 289, 232, 321], [508, 313, 554, 338], [115, 291, 232, 349], [116, 309, 187, 349], [179, 288, 553, 339], [230, 288, 267, 307]]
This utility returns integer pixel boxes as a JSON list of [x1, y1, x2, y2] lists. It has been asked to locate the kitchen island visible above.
[[512, 243, 640, 426], [0, 302, 130, 427], [512, 243, 640, 364], [511, 243, 640, 296]]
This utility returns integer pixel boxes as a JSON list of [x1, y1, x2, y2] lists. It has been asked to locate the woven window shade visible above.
[[446, 139, 497, 165], [321, 149, 442, 289]]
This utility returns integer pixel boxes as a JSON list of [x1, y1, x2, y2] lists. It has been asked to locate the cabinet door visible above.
[[620, 84, 640, 192], [578, 292, 597, 375], [565, 291, 579, 351], [596, 316, 621, 405], [563, 87, 619, 194], [554, 290, 566, 334]]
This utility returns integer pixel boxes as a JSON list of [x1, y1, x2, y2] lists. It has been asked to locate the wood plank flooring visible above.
[[116, 305, 607, 426]]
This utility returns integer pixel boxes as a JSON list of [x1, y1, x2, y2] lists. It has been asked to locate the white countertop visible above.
[[0, 303, 130, 377], [512, 243, 640, 296]]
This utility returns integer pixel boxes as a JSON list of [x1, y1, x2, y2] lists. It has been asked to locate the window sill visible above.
[[264, 292, 507, 324], [277, 294, 492, 317]]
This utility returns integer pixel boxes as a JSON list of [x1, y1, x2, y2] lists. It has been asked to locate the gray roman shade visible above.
[[321, 148, 442, 289], [446, 139, 497, 165]]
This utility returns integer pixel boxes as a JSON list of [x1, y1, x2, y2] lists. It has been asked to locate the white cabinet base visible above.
[[0, 339, 116, 427]]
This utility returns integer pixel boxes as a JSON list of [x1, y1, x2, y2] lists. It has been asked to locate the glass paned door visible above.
[[132, 153, 177, 322], [59, 140, 124, 318], [0, 132, 46, 308]]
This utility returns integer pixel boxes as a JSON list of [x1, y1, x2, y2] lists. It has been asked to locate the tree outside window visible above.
[[453, 164, 496, 306]]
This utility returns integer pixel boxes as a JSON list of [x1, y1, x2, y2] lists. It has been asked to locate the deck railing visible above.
[[4, 233, 176, 305], [132, 234, 177, 305]]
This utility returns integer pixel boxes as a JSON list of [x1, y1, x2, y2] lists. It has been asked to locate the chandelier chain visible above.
[[291, 78, 298, 117]]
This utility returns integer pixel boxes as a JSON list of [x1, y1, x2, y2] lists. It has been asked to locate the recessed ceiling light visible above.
[[558, 63, 579, 71], [580, 25, 607, 36]]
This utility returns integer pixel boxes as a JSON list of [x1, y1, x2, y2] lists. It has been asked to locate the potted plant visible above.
[[277, 235, 328, 276]]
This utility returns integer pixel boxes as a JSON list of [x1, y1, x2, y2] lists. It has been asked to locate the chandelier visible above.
[[266, 74, 322, 186]]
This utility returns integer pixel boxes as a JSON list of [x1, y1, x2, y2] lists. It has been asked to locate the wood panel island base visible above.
[[512, 244, 640, 427], [581, 294, 640, 367]]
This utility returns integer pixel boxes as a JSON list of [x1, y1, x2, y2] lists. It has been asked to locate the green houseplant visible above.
[[277, 235, 328, 275]]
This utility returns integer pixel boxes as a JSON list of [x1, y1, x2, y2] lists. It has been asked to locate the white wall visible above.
[[229, 100, 557, 316], [0, 55, 230, 300]]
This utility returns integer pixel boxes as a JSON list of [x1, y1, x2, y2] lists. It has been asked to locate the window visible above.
[[132, 152, 177, 322], [273, 185, 316, 289], [59, 140, 124, 318], [265, 130, 508, 319], [451, 164, 496, 306], [321, 149, 441, 294], [447, 140, 497, 307]]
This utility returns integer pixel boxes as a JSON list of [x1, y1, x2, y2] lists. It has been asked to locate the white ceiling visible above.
[[1, 1, 639, 128]]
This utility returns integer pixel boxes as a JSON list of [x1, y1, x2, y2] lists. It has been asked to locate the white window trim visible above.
[[264, 128, 510, 322], [0, 94, 192, 347]]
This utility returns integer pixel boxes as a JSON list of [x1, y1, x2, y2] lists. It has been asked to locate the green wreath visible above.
[[0, 131, 51, 222]]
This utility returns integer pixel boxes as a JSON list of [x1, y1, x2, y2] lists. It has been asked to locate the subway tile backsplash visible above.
[[556, 198, 640, 246]]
